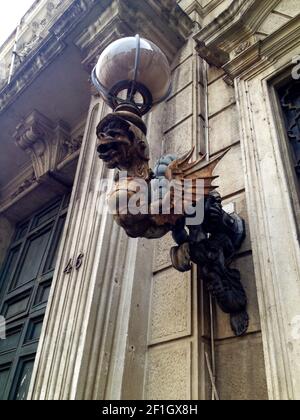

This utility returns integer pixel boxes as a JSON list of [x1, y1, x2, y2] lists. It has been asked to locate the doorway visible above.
[[0, 195, 69, 400]]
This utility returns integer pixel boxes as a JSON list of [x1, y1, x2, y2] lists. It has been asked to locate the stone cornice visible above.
[[193, 0, 300, 82], [223, 14, 300, 82], [0, 0, 71, 87], [75, 0, 193, 71], [0, 163, 35, 204], [178, 0, 227, 20], [0, 0, 111, 115], [0, 36, 65, 115], [0, 0, 192, 116], [193, 0, 281, 67]]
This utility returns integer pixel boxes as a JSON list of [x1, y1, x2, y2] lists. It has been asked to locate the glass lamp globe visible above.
[[92, 35, 171, 115]]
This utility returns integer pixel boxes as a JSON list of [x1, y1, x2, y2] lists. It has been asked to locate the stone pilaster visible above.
[[27, 96, 155, 400]]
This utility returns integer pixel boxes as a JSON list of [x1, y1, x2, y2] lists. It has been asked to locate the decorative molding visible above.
[[193, 0, 300, 88], [0, 0, 192, 116], [63, 134, 83, 156], [223, 14, 300, 83], [0, 162, 34, 201], [193, 0, 282, 67], [10, 173, 37, 200], [234, 41, 252, 57], [13, 110, 71, 179], [0, 37, 65, 114], [0, 0, 71, 91], [17, 0, 65, 62], [177, 0, 226, 20], [191, 0, 300, 399], [234, 28, 300, 400], [0, 0, 110, 115], [75, 0, 193, 72]]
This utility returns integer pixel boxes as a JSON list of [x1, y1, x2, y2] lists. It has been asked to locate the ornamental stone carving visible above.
[[13, 110, 71, 179]]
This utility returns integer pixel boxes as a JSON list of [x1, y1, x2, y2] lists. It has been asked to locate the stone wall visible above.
[[2, 0, 298, 401], [143, 38, 214, 400], [146, 30, 268, 399], [207, 64, 268, 399], [192, 0, 300, 400]]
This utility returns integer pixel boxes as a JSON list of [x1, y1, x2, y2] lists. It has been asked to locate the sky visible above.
[[0, 0, 36, 46]]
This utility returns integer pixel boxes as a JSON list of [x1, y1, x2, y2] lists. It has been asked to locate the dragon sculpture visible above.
[[96, 107, 248, 336]]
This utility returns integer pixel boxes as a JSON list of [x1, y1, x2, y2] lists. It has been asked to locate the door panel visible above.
[[10, 357, 35, 401], [0, 365, 10, 399], [11, 228, 52, 290], [0, 195, 68, 400], [4, 292, 32, 319]]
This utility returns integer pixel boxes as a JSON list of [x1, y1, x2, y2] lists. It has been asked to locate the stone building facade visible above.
[[0, 0, 299, 400]]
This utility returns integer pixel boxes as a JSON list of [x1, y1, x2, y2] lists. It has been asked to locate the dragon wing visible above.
[[165, 147, 229, 206]]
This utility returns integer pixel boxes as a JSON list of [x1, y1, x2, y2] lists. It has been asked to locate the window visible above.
[[0, 195, 69, 400], [277, 80, 300, 188]]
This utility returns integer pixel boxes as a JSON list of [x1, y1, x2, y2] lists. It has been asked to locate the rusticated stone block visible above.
[[164, 116, 193, 156], [153, 233, 176, 272], [209, 104, 240, 154], [164, 84, 193, 133], [145, 341, 192, 400], [208, 77, 236, 117], [215, 333, 268, 400], [171, 37, 193, 70], [148, 269, 191, 345], [213, 144, 245, 198], [171, 56, 193, 96], [208, 65, 225, 84]]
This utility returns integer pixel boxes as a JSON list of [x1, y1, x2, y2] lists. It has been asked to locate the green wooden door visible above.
[[0, 195, 69, 400]]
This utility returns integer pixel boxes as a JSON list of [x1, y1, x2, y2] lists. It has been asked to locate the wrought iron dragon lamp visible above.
[[92, 35, 248, 336]]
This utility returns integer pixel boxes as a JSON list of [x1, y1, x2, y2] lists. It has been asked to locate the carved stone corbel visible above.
[[13, 110, 71, 179]]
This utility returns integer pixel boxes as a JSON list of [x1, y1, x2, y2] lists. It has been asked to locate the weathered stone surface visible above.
[[215, 254, 261, 340], [14, 110, 71, 180], [145, 341, 191, 399], [153, 233, 176, 272], [164, 84, 193, 132], [148, 269, 191, 345], [213, 144, 245, 198], [203, 0, 235, 24], [258, 12, 290, 35], [209, 104, 240, 154], [171, 56, 193, 96], [215, 333, 268, 400], [164, 116, 193, 156], [208, 75, 236, 117], [274, 0, 300, 17], [198, 83, 207, 121], [236, 71, 300, 400], [208, 65, 225, 85], [171, 38, 194, 70]]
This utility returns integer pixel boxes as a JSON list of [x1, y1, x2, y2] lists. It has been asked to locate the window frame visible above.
[[268, 68, 300, 232]]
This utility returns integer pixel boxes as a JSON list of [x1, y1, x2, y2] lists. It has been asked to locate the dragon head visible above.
[[96, 110, 150, 174]]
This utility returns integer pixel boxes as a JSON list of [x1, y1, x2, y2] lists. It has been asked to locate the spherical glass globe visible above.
[[92, 35, 171, 115]]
